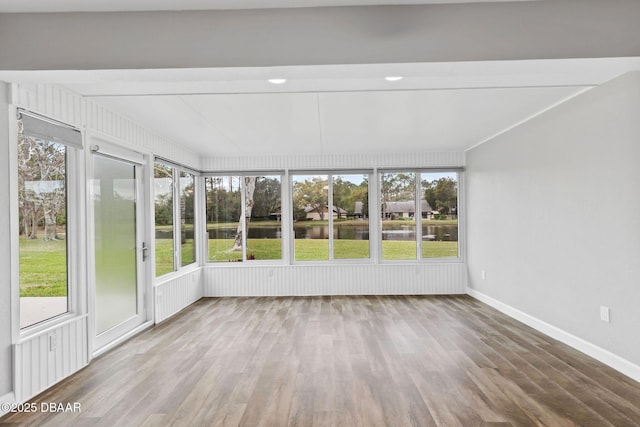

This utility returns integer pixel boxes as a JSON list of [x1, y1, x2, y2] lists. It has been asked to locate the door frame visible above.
[[86, 134, 153, 357]]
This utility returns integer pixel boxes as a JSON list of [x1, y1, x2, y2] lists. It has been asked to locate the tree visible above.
[[205, 177, 241, 223], [292, 177, 328, 220], [424, 177, 457, 216], [17, 127, 66, 241], [251, 177, 281, 220], [332, 177, 355, 219], [231, 176, 256, 252], [154, 164, 173, 225], [380, 173, 414, 218], [352, 178, 369, 218]]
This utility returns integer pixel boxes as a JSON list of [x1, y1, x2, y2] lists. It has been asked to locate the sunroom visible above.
[[1, 1, 640, 424]]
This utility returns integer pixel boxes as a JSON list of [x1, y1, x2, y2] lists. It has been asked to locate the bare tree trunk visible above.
[[28, 209, 38, 239], [231, 177, 257, 252], [43, 207, 57, 241]]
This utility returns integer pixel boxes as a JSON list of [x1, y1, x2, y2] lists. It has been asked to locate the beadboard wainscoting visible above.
[[13, 316, 89, 403], [200, 151, 465, 171], [154, 269, 204, 323], [203, 263, 467, 297]]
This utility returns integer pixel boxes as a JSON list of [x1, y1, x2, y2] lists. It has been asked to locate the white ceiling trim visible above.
[[4, 58, 639, 98]]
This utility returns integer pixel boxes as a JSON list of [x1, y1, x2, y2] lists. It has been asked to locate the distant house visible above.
[[305, 205, 348, 220], [383, 200, 432, 219], [353, 201, 365, 218]]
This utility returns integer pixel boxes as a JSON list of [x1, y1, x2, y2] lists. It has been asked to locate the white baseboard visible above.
[[467, 287, 640, 383], [0, 392, 16, 417]]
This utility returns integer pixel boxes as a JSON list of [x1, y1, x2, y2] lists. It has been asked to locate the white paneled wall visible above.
[[204, 263, 467, 297], [11, 83, 200, 166], [13, 317, 89, 403], [200, 151, 465, 171], [8, 83, 202, 404], [155, 269, 204, 323]]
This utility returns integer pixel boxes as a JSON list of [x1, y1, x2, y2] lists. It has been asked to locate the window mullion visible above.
[[415, 171, 422, 260], [173, 167, 180, 271], [240, 176, 247, 262], [328, 174, 334, 260]]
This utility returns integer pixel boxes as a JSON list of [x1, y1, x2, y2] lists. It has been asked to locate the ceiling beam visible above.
[[1, 1, 639, 71]]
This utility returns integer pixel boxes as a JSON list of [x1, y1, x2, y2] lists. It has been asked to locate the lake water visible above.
[[202, 223, 458, 242]]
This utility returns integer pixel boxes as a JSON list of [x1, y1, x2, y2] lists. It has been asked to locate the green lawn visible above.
[[155, 238, 197, 276], [382, 240, 458, 260], [19, 238, 67, 297], [208, 239, 282, 262], [206, 238, 458, 262], [20, 235, 457, 296]]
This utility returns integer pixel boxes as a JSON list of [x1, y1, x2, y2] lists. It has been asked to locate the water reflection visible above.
[[201, 223, 457, 242]]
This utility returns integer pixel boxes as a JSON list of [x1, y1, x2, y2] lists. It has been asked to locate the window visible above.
[[154, 163, 175, 276], [421, 172, 459, 258], [17, 112, 81, 328], [292, 173, 370, 261], [203, 169, 458, 266], [292, 174, 329, 261], [333, 174, 369, 259], [180, 171, 196, 266], [153, 161, 198, 276], [380, 172, 417, 260], [206, 175, 282, 262], [380, 170, 459, 260]]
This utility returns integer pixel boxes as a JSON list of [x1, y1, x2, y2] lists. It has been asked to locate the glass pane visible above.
[[292, 175, 329, 261], [18, 125, 68, 328], [93, 156, 137, 335], [380, 172, 417, 260], [154, 163, 174, 276], [180, 172, 196, 266], [247, 176, 282, 261], [421, 172, 459, 258], [333, 174, 369, 259], [206, 176, 241, 262]]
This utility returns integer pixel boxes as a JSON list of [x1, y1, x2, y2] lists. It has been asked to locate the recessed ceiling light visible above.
[[268, 78, 287, 84], [385, 76, 404, 82]]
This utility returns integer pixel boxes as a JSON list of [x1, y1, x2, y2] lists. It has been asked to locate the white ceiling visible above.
[[0, 0, 536, 13], [29, 58, 629, 157], [90, 86, 583, 156], [3, 58, 640, 157]]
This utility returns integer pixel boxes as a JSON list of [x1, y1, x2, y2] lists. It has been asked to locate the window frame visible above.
[[202, 167, 463, 267], [290, 170, 373, 264], [11, 108, 85, 339], [153, 159, 200, 279], [204, 171, 286, 264], [378, 168, 463, 263], [179, 170, 197, 268]]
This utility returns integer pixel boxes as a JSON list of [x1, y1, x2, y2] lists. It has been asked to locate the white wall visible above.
[[204, 264, 467, 297], [466, 72, 640, 378], [200, 151, 463, 171], [0, 83, 13, 398]]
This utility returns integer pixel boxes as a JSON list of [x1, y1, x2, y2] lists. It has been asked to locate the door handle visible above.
[[142, 242, 148, 262]]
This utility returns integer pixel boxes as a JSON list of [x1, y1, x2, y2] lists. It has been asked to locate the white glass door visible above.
[[92, 150, 146, 352]]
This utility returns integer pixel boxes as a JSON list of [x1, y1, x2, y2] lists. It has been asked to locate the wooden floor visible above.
[[2, 296, 640, 426]]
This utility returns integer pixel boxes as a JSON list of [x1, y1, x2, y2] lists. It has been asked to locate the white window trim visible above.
[[290, 170, 374, 264], [202, 167, 464, 267], [153, 160, 200, 279], [10, 106, 87, 342], [203, 172, 287, 265]]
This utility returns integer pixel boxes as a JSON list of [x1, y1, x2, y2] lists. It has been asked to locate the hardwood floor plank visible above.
[[2, 296, 640, 427]]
